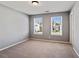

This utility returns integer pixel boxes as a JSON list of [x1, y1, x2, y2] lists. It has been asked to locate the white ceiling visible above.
[[0, 1, 75, 15]]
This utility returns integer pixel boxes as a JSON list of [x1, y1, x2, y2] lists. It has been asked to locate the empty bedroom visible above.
[[0, 0, 79, 58]]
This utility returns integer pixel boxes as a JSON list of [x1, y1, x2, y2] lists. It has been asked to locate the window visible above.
[[51, 16, 62, 35], [34, 17, 43, 34]]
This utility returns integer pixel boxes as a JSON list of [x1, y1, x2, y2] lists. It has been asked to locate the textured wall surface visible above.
[[0, 4, 29, 49], [70, 2, 79, 56], [29, 12, 69, 42]]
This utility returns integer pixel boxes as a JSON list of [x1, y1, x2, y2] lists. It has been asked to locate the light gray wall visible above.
[[0, 4, 29, 49], [70, 2, 79, 56], [29, 12, 69, 42]]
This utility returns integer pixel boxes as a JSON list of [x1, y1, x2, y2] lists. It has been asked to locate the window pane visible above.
[[34, 17, 43, 34], [51, 16, 62, 35]]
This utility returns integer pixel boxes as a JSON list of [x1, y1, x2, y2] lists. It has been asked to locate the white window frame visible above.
[[33, 17, 43, 35], [51, 16, 62, 35]]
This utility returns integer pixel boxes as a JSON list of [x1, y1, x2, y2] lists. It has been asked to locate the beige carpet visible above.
[[0, 39, 78, 58]]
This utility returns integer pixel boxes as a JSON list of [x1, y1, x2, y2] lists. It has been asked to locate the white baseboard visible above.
[[73, 48, 79, 57], [30, 38, 70, 44], [0, 39, 27, 51]]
